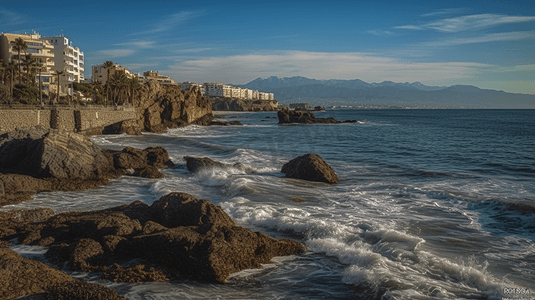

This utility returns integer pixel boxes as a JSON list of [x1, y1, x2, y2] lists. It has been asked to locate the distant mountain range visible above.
[[239, 76, 535, 108]]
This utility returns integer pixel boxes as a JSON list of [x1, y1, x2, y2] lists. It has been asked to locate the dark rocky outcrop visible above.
[[0, 192, 307, 287], [282, 153, 339, 184], [277, 108, 358, 124], [105, 146, 175, 179], [183, 156, 256, 174], [212, 98, 280, 111], [0, 128, 175, 206], [184, 156, 226, 172]]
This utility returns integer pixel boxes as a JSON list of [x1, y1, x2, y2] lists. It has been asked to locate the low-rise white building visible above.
[[143, 70, 177, 85]]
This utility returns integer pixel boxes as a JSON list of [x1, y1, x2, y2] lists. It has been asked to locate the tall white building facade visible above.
[[41, 35, 84, 95]]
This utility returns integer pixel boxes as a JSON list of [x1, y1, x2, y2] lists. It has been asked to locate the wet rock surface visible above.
[[282, 153, 339, 184], [0, 192, 307, 292], [184, 156, 226, 172], [184, 156, 256, 174]]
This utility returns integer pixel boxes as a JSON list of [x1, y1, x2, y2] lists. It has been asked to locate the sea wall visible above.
[[0, 108, 138, 134]]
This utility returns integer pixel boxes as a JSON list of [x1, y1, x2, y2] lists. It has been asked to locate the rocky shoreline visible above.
[[0, 124, 343, 299], [0, 192, 306, 299]]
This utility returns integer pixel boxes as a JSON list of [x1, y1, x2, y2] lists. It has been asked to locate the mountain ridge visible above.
[[238, 76, 535, 108]]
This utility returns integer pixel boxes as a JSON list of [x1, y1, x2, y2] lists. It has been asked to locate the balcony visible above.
[[32, 51, 54, 58]]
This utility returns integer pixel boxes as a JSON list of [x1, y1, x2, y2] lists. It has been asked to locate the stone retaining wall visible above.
[[0, 109, 138, 134]]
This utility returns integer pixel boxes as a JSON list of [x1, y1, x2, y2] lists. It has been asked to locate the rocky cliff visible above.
[[211, 97, 279, 112], [103, 83, 213, 134]]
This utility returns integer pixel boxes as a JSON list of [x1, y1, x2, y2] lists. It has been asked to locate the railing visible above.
[[0, 104, 136, 111]]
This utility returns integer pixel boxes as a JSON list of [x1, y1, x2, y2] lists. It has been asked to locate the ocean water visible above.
[[4, 109, 535, 300]]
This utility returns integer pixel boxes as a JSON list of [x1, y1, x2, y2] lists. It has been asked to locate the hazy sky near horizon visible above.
[[1, 0, 534, 94]]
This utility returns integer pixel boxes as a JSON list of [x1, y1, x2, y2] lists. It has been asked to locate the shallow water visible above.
[[4, 109, 535, 299]]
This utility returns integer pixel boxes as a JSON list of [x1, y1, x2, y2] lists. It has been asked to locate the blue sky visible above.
[[2, 0, 534, 94]]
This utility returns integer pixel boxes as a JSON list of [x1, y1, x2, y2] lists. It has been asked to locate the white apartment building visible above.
[[41, 35, 84, 96], [197, 82, 274, 100], [259, 92, 274, 101], [0, 32, 56, 93], [204, 82, 233, 98]]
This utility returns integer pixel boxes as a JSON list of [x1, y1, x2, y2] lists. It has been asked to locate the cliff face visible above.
[[211, 98, 279, 112], [131, 82, 213, 133]]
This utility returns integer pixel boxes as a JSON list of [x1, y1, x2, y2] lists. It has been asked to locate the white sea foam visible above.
[[220, 193, 510, 299]]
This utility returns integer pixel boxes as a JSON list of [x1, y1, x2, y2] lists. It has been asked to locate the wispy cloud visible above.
[[164, 50, 490, 85], [172, 47, 214, 54], [0, 8, 26, 26], [135, 11, 204, 35], [114, 41, 155, 49], [426, 30, 535, 46], [393, 25, 423, 30], [98, 49, 135, 58], [397, 14, 535, 33], [421, 8, 465, 17], [513, 64, 535, 71], [366, 29, 394, 36]]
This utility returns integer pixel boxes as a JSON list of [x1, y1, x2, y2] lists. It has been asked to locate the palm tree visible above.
[[24, 54, 38, 87], [127, 77, 139, 106], [5, 62, 17, 99], [12, 37, 28, 84], [55, 70, 64, 104], [103, 61, 114, 106], [35, 60, 44, 106], [110, 71, 127, 105], [92, 79, 103, 104]]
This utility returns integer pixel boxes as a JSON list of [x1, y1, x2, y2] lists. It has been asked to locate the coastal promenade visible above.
[[0, 105, 137, 135]]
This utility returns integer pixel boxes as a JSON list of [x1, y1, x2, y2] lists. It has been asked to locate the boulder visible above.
[[106, 146, 174, 178], [184, 156, 225, 172], [109, 147, 174, 170], [150, 192, 235, 228], [0, 128, 112, 180], [281, 153, 339, 184]]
